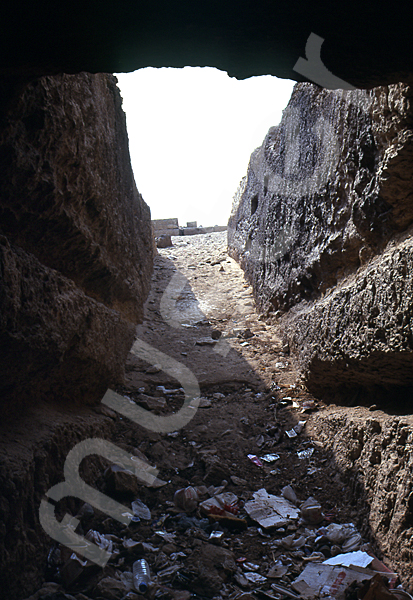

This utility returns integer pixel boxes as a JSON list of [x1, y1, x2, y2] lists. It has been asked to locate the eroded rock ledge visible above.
[[0, 73, 154, 416], [228, 82, 413, 397]]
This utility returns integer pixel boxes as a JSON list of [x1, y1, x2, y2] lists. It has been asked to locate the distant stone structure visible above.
[[152, 218, 227, 238], [152, 218, 180, 237]]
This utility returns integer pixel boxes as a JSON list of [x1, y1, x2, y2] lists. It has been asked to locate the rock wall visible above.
[[228, 82, 413, 397], [0, 74, 154, 598], [307, 407, 413, 585], [0, 73, 154, 416]]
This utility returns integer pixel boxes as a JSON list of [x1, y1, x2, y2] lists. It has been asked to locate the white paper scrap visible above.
[[292, 563, 374, 600], [323, 551, 374, 568], [244, 488, 300, 529]]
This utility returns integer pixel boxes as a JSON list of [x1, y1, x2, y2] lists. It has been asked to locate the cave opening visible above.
[[2, 13, 413, 594], [115, 67, 294, 229]]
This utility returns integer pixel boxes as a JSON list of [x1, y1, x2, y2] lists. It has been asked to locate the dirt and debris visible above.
[[25, 232, 409, 600]]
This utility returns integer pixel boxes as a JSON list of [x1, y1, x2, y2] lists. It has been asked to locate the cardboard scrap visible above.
[[323, 552, 398, 585], [244, 488, 300, 529], [292, 563, 375, 600]]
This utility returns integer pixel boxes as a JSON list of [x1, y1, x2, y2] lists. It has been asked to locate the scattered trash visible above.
[[85, 529, 113, 554], [297, 448, 314, 459], [300, 497, 323, 524], [243, 562, 260, 571], [156, 385, 184, 395], [292, 563, 376, 600], [347, 575, 398, 600], [24, 226, 399, 600], [209, 530, 224, 540], [342, 532, 363, 552], [294, 420, 306, 434], [199, 491, 239, 517], [155, 530, 176, 543], [244, 489, 300, 529], [271, 583, 302, 599], [267, 561, 289, 578], [174, 514, 210, 532], [281, 485, 298, 505], [257, 527, 271, 538], [282, 534, 306, 549], [321, 522, 358, 544], [323, 550, 374, 568], [174, 486, 199, 512], [133, 558, 151, 593], [244, 572, 267, 584], [131, 499, 152, 521], [286, 428, 298, 438], [302, 551, 325, 562], [120, 571, 134, 591], [123, 538, 142, 551], [247, 454, 264, 467], [261, 454, 280, 463]]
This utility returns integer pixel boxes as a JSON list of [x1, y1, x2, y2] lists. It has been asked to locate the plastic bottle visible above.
[[133, 559, 151, 593]]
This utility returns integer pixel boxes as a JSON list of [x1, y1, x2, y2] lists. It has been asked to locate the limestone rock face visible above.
[[0, 73, 154, 415], [229, 82, 413, 396]]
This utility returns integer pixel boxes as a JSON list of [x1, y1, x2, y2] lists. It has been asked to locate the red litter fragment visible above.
[[224, 501, 240, 515], [248, 454, 264, 467], [236, 557, 247, 563]]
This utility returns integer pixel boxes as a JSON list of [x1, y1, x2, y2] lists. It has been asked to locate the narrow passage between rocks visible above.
[[32, 232, 406, 600]]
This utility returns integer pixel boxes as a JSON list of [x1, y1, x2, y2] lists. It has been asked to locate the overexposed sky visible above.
[[116, 67, 294, 226]]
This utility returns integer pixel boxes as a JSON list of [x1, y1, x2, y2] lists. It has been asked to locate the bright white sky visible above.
[[116, 67, 294, 226]]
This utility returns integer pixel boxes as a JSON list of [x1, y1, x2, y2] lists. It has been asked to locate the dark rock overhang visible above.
[[1, 1, 412, 87]]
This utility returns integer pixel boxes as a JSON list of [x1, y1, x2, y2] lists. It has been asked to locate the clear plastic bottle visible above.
[[133, 559, 151, 593]]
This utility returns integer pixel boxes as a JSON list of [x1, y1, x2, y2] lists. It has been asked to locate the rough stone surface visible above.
[[308, 407, 413, 586], [229, 82, 413, 395], [0, 73, 154, 415], [282, 228, 413, 398], [0, 73, 154, 598], [0, 404, 118, 600]]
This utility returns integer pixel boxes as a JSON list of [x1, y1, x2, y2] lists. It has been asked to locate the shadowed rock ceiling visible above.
[[1, 2, 412, 87]]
